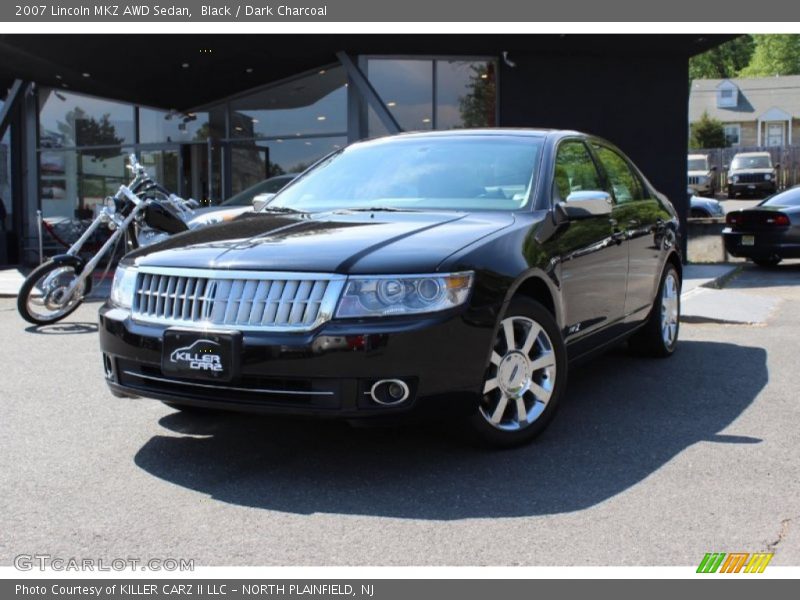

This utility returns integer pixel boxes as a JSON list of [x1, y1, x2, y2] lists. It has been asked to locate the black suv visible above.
[[100, 130, 682, 447], [727, 152, 778, 198]]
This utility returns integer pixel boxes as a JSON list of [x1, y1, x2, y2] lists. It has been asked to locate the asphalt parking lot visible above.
[[1, 262, 799, 566]]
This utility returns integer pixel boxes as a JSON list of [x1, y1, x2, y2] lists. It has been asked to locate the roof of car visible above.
[[363, 128, 580, 142], [733, 151, 771, 158]]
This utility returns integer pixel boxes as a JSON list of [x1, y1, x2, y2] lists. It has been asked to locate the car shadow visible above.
[[133, 340, 767, 519]]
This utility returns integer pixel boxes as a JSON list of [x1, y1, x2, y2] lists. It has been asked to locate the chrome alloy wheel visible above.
[[660, 272, 679, 347], [480, 316, 557, 431]]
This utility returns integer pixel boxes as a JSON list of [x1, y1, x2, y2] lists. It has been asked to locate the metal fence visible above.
[[690, 145, 800, 193]]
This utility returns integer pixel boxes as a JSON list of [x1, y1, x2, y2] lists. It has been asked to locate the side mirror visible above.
[[252, 193, 275, 211], [556, 191, 613, 220], [775, 163, 781, 170]]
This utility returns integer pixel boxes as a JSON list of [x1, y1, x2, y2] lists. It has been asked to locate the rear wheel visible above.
[[753, 257, 781, 267], [629, 264, 680, 358], [465, 297, 567, 448]]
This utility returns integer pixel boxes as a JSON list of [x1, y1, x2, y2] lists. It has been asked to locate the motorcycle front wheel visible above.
[[17, 261, 91, 325]]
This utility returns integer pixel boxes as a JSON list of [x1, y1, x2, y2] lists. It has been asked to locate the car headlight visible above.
[[731, 175, 739, 183], [764, 174, 772, 181], [335, 272, 474, 318], [110, 265, 138, 309]]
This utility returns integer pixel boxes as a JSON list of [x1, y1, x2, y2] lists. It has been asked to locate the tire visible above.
[[629, 263, 680, 358], [17, 261, 88, 325], [753, 257, 782, 268], [727, 186, 735, 199], [690, 209, 707, 219], [465, 297, 568, 448]]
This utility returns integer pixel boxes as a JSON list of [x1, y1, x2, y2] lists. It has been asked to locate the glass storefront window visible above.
[[367, 59, 433, 133], [436, 60, 496, 129], [367, 57, 496, 136], [229, 136, 346, 196], [39, 89, 134, 149], [229, 66, 347, 139], [139, 108, 210, 144]]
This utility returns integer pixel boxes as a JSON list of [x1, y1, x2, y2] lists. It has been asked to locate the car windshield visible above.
[[762, 187, 800, 207], [221, 176, 295, 206], [687, 158, 707, 171], [732, 155, 772, 169], [266, 136, 543, 212]]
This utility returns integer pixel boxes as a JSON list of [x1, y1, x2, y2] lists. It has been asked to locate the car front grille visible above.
[[131, 267, 346, 331], [737, 173, 767, 184]]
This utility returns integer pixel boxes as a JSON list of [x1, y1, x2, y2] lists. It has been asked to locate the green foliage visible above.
[[690, 112, 727, 149], [458, 63, 496, 128], [739, 34, 800, 77], [57, 107, 124, 160], [689, 35, 754, 80]]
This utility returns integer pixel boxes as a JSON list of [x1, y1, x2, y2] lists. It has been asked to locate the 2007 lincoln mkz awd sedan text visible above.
[[99, 130, 682, 447]]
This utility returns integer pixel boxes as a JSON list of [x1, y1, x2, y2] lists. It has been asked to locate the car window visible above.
[[593, 144, 646, 204], [762, 187, 800, 207], [731, 155, 772, 169], [687, 158, 707, 171], [552, 140, 603, 202]]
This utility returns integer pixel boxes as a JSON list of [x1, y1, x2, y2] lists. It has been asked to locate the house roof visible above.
[[689, 75, 800, 123]]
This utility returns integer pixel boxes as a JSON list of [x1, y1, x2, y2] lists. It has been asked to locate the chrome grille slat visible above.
[[131, 267, 346, 332]]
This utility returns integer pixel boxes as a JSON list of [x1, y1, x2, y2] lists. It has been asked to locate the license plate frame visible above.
[[161, 329, 241, 382], [741, 235, 755, 246]]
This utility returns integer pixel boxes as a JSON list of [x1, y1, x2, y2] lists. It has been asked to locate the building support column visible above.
[[336, 52, 401, 135]]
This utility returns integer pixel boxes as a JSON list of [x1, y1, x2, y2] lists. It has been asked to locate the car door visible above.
[[551, 139, 629, 344], [592, 142, 670, 319]]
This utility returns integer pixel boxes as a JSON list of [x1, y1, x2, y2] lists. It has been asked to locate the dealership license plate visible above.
[[161, 329, 241, 382], [742, 235, 755, 246]]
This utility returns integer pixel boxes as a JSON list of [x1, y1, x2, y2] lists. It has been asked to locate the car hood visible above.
[[128, 210, 515, 274], [688, 170, 710, 177], [186, 206, 252, 228]]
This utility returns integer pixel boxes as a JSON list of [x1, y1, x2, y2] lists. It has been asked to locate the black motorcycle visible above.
[[17, 154, 196, 325]]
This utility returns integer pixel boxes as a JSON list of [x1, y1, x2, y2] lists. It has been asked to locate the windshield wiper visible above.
[[259, 206, 306, 214], [338, 206, 418, 213]]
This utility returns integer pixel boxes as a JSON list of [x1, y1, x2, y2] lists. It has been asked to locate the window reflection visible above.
[[139, 108, 210, 144], [367, 58, 496, 136], [229, 136, 346, 196], [229, 66, 347, 139], [39, 89, 134, 149]]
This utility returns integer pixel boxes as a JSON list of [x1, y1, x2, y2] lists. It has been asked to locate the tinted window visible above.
[[762, 187, 800, 207], [687, 158, 707, 171], [552, 141, 602, 202], [269, 136, 542, 212], [593, 144, 645, 204]]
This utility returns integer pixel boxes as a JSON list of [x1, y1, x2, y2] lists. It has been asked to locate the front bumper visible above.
[[99, 303, 494, 419], [728, 180, 776, 195]]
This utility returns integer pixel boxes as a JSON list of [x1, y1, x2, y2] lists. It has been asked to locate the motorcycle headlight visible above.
[[110, 265, 138, 309], [336, 272, 474, 318]]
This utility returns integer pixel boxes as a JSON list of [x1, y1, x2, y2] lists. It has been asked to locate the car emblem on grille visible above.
[[201, 280, 217, 321]]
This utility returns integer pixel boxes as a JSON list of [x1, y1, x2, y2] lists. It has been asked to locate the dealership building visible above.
[[0, 34, 728, 265]]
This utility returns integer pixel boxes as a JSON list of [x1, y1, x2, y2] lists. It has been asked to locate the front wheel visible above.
[[465, 297, 568, 448], [17, 261, 89, 325]]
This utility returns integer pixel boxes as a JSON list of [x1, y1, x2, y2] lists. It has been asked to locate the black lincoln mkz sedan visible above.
[[100, 130, 682, 447]]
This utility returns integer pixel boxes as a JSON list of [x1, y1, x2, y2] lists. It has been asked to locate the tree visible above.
[[689, 35, 754, 80], [57, 108, 124, 160], [458, 63, 496, 128], [690, 112, 727, 149], [739, 34, 800, 77]]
